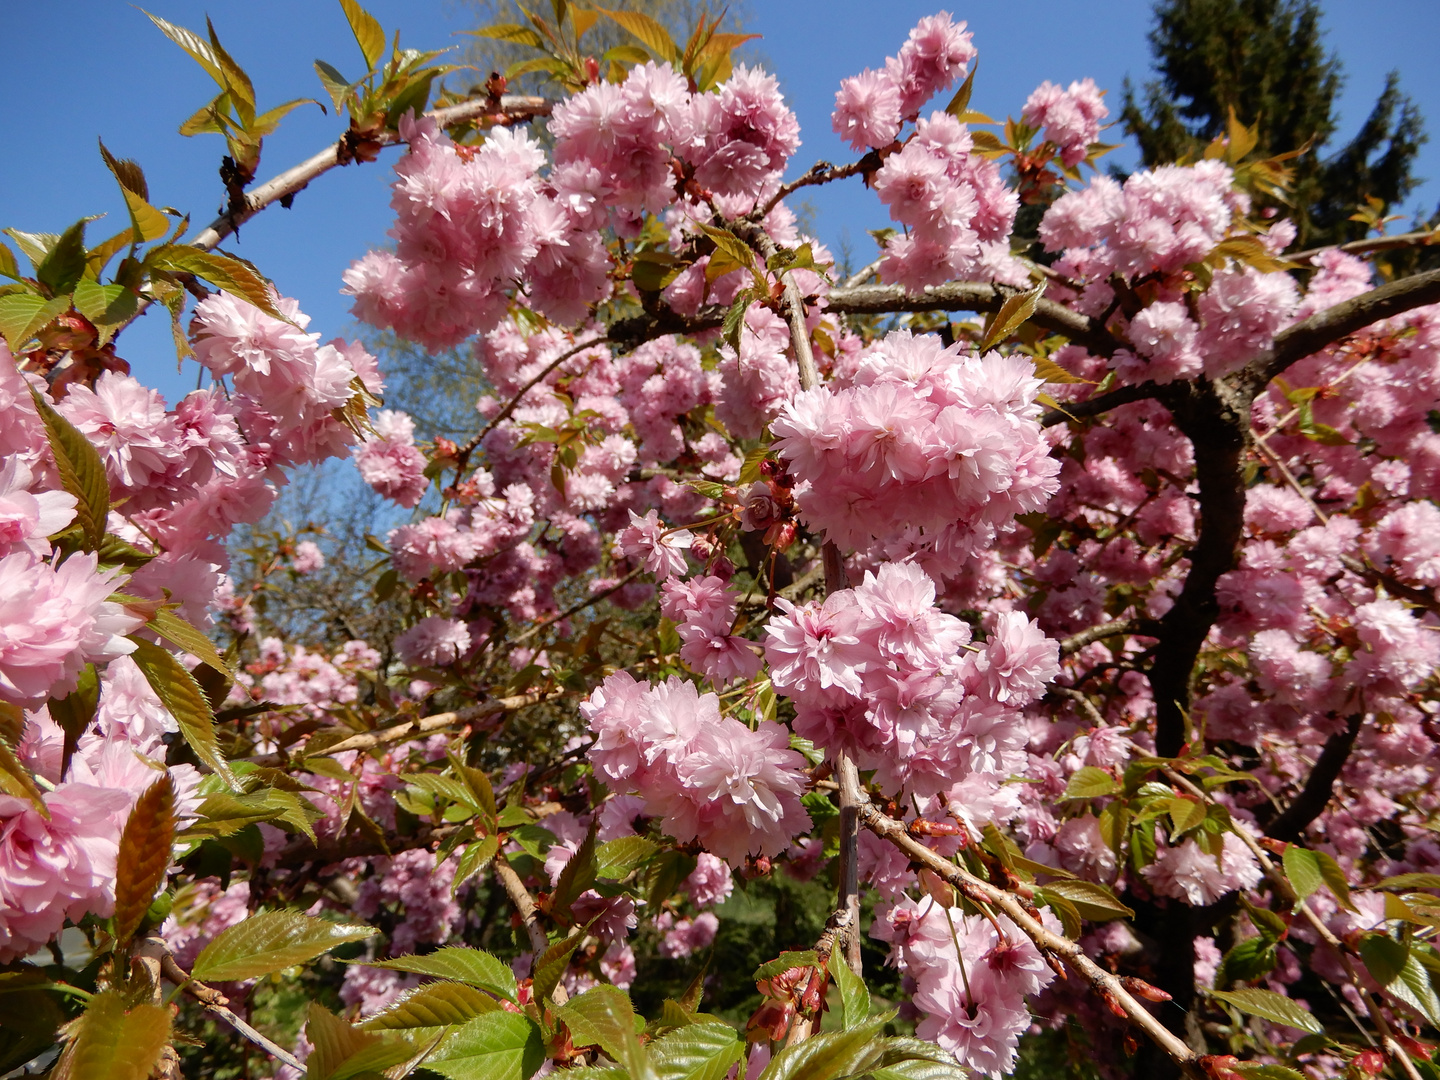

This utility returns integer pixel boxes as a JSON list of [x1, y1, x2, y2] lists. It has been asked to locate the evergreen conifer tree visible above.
[[1122, 0, 1428, 246]]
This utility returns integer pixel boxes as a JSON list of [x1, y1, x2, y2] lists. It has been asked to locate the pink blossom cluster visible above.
[[772, 330, 1059, 574], [582, 673, 811, 866], [552, 60, 799, 223], [872, 112, 1018, 290], [353, 410, 429, 508], [765, 561, 1058, 799], [661, 573, 762, 684], [1020, 78, 1107, 167], [831, 14, 976, 150], [875, 896, 1057, 1076]]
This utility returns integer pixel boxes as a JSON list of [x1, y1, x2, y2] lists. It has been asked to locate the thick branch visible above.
[[825, 281, 1119, 356], [859, 802, 1204, 1079], [1041, 382, 1171, 427], [1148, 382, 1250, 757], [1340, 554, 1440, 617], [1242, 266, 1440, 389], [1263, 713, 1363, 843], [1059, 618, 1159, 657], [1286, 228, 1438, 266], [191, 95, 552, 251]]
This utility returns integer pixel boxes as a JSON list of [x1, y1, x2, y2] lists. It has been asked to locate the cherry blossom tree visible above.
[[2, 4, 1440, 1080]]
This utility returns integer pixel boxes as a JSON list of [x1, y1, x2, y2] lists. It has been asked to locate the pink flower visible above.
[[394, 617, 472, 667], [832, 68, 902, 151], [1021, 78, 1107, 167], [658, 912, 719, 958], [0, 551, 141, 704], [1142, 833, 1263, 905], [354, 410, 429, 508], [0, 783, 132, 962], [885, 14, 976, 118], [0, 458, 75, 556], [683, 852, 734, 908], [616, 509, 692, 578], [291, 541, 325, 574]]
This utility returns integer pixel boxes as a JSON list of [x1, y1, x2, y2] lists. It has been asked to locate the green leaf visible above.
[[756, 1018, 889, 1080], [0, 241, 20, 280], [1210, 988, 1323, 1034], [187, 785, 319, 840], [31, 388, 109, 548], [1166, 796, 1207, 839], [112, 775, 176, 945], [1218, 936, 1277, 984], [252, 98, 324, 137], [128, 637, 235, 788], [553, 819, 599, 920], [1375, 873, 1440, 891], [558, 985, 653, 1079], [533, 930, 584, 1006], [314, 60, 352, 111], [1031, 354, 1094, 384], [980, 281, 1046, 352], [1359, 934, 1409, 987], [469, 23, 546, 47], [144, 606, 233, 682], [1062, 766, 1118, 800], [829, 951, 870, 1031], [360, 981, 503, 1030], [204, 16, 256, 125], [1040, 879, 1134, 922], [72, 281, 140, 342], [0, 292, 69, 352], [1282, 846, 1323, 903], [359, 946, 518, 1002], [447, 754, 497, 824], [339, 0, 387, 70], [50, 990, 171, 1080], [98, 142, 169, 242], [722, 290, 752, 355], [192, 909, 375, 982], [1230, 1066, 1307, 1080], [596, 8, 679, 62], [754, 952, 819, 983], [453, 834, 501, 895], [649, 1022, 743, 1080], [425, 1011, 544, 1080], [596, 836, 659, 880], [36, 219, 89, 296], [143, 10, 226, 88], [1385, 952, 1440, 1026], [1314, 850, 1356, 913], [307, 1003, 414, 1080], [145, 245, 284, 320]]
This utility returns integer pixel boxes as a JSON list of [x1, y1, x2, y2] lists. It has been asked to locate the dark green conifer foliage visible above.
[[1122, 0, 1427, 246]]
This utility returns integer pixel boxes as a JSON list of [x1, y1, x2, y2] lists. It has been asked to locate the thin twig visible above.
[[509, 567, 644, 647], [757, 154, 882, 219], [457, 335, 608, 465], [161, 953, 306, 1073], [191, 95, 553, 251], [859, 800, 1205, 1079], [1285, 228, 1439, 266]]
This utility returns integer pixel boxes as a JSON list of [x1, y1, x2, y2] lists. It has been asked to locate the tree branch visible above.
[[1040, 382, 1172, 427], [191, 95, 553, 251], [1285, 228, 1439, 266], [161, 951, 307, 1073], [859, 801, 1205, 1079], [825, 281, 1120, 356], [1059, 618, 1159, 657], [1263, 713, 1363, 843], [1241, 266, 1440, 390]]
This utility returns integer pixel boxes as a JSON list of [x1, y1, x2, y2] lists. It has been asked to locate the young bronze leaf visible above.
[[595, 8, 679, 63], [0, 737, 48, 816], [980, 281, 1047, 352], [144, 245, 285, 320], [112, 774, 176, 945], [50, 990, 172, 1080]]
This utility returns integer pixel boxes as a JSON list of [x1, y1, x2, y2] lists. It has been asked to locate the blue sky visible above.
[[2, 1, 1436, 405]]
